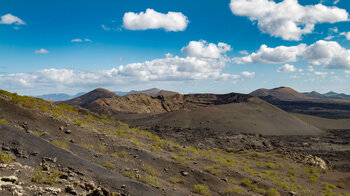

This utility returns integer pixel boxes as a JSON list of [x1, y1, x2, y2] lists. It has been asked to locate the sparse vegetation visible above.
[[0, 118, 8, 125], [111, 150, 130, 162], [31, 166, 62, 184], [29, 129, 45, 137], [304, 167, 320, 183], [266, 188, 280, 196], [266, 162, 276, 169], [167, 177, 186, 184], [192, 184, 211, 196], [223, 186, 244, 195], [0, 152, 13, 164], [204, 164, 222, 175], [79, 143, 94, 151], [336, 182, 345, 189], [322, 182, 337, 196], [52, 140, 70, 150], [73, 118, 85, 126], [144, 164, 161, 176], [103, 161, 116, 169]]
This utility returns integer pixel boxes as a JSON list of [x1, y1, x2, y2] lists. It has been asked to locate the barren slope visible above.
[[0, 90, 349, 196]]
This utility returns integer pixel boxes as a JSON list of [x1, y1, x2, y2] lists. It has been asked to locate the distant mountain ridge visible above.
[[35, 88, 177, 101], [37, 92, 85, 101], [304, 91, 350, 99], [250, 87, 350, 119]]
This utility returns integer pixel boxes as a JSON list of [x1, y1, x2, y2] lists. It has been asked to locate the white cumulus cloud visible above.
[[123, 9, 189, 31], [241, 71, 255, 78], [0, 14, 25, 25], [304, 40, 350, 68], [229, 0, 349, 40], [277, 64, 297, 72], [181, 41, 231, 58], [234, 44, 306, 64], [1, 40, 252, 93], [35, 49, 49, 54], [236, 40, 350, 69]]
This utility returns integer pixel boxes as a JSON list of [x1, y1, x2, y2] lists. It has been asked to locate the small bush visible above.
[[72, 118, 85, 126], [167, 177, 186, 184], [0, 119, 8, 125], [0, 152, 13, 164], [204, 164, 222, 175], [103, 161, 115, 169], [151, 141, 164, 150], [31, 167, 61, 184], [171, 154, 186, 164], [124, 171, 137, 179], [288, 170, 296, 177], [240, 178, 252, 187], [29, 130, 45, 137], [80, 143, 94, 151], [111, 150, 130, 162], [192, 184, 211, 196], [308, 175, 319, 183], [266, 162, 276, 169], [139, 174, 160, 187], [144, 164, 161, 176], [266, 188, 280, 196], [52, 140, 70, 150], [336, 182, 345, 189], [322, 183, 337, 196], [224, 186, 244, 195]]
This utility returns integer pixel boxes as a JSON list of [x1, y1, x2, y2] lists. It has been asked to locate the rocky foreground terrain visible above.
[[0, 89, 349, 196]]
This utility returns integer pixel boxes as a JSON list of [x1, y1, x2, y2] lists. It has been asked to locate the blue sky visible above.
[[1, 0, 350, 95]]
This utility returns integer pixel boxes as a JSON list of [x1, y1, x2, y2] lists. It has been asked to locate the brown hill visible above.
[[58, 88, 117, 107], [250, 87, 350, 119], [87, 92, 253, 115], [86, 92, 322, 135], [127, 88, 178, 96], [250, 87, 309, 101]]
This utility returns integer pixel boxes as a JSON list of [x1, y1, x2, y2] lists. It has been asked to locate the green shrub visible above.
[[0, 119, 8, 125], [103, 161, 115, 169], [322, 183, 337, 196], [144, 164, 161, 176], [308, 175, 319, 183], [52, 140, 70, 150], [0, 152, 13, 164], [151, 141, 164, 150], [31, 167, 62, 184], [72, 118, 85, 126], [171, 154, 186, 164], [266, 188, 280, 196], [192, 184, 211, 196], [111, 150, 130, 162], [288, 170, 296, 177], [336, 182, 345, 189], [167, 177, 186, 184], [124, 171, 137, 179], [139, 174, 160, 187], [204, 164, 222, 175], [29, 130, 45, 137], [79, 143, 94, 151], [266, 162, 276, 169], [224, 186, 244, 195]]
